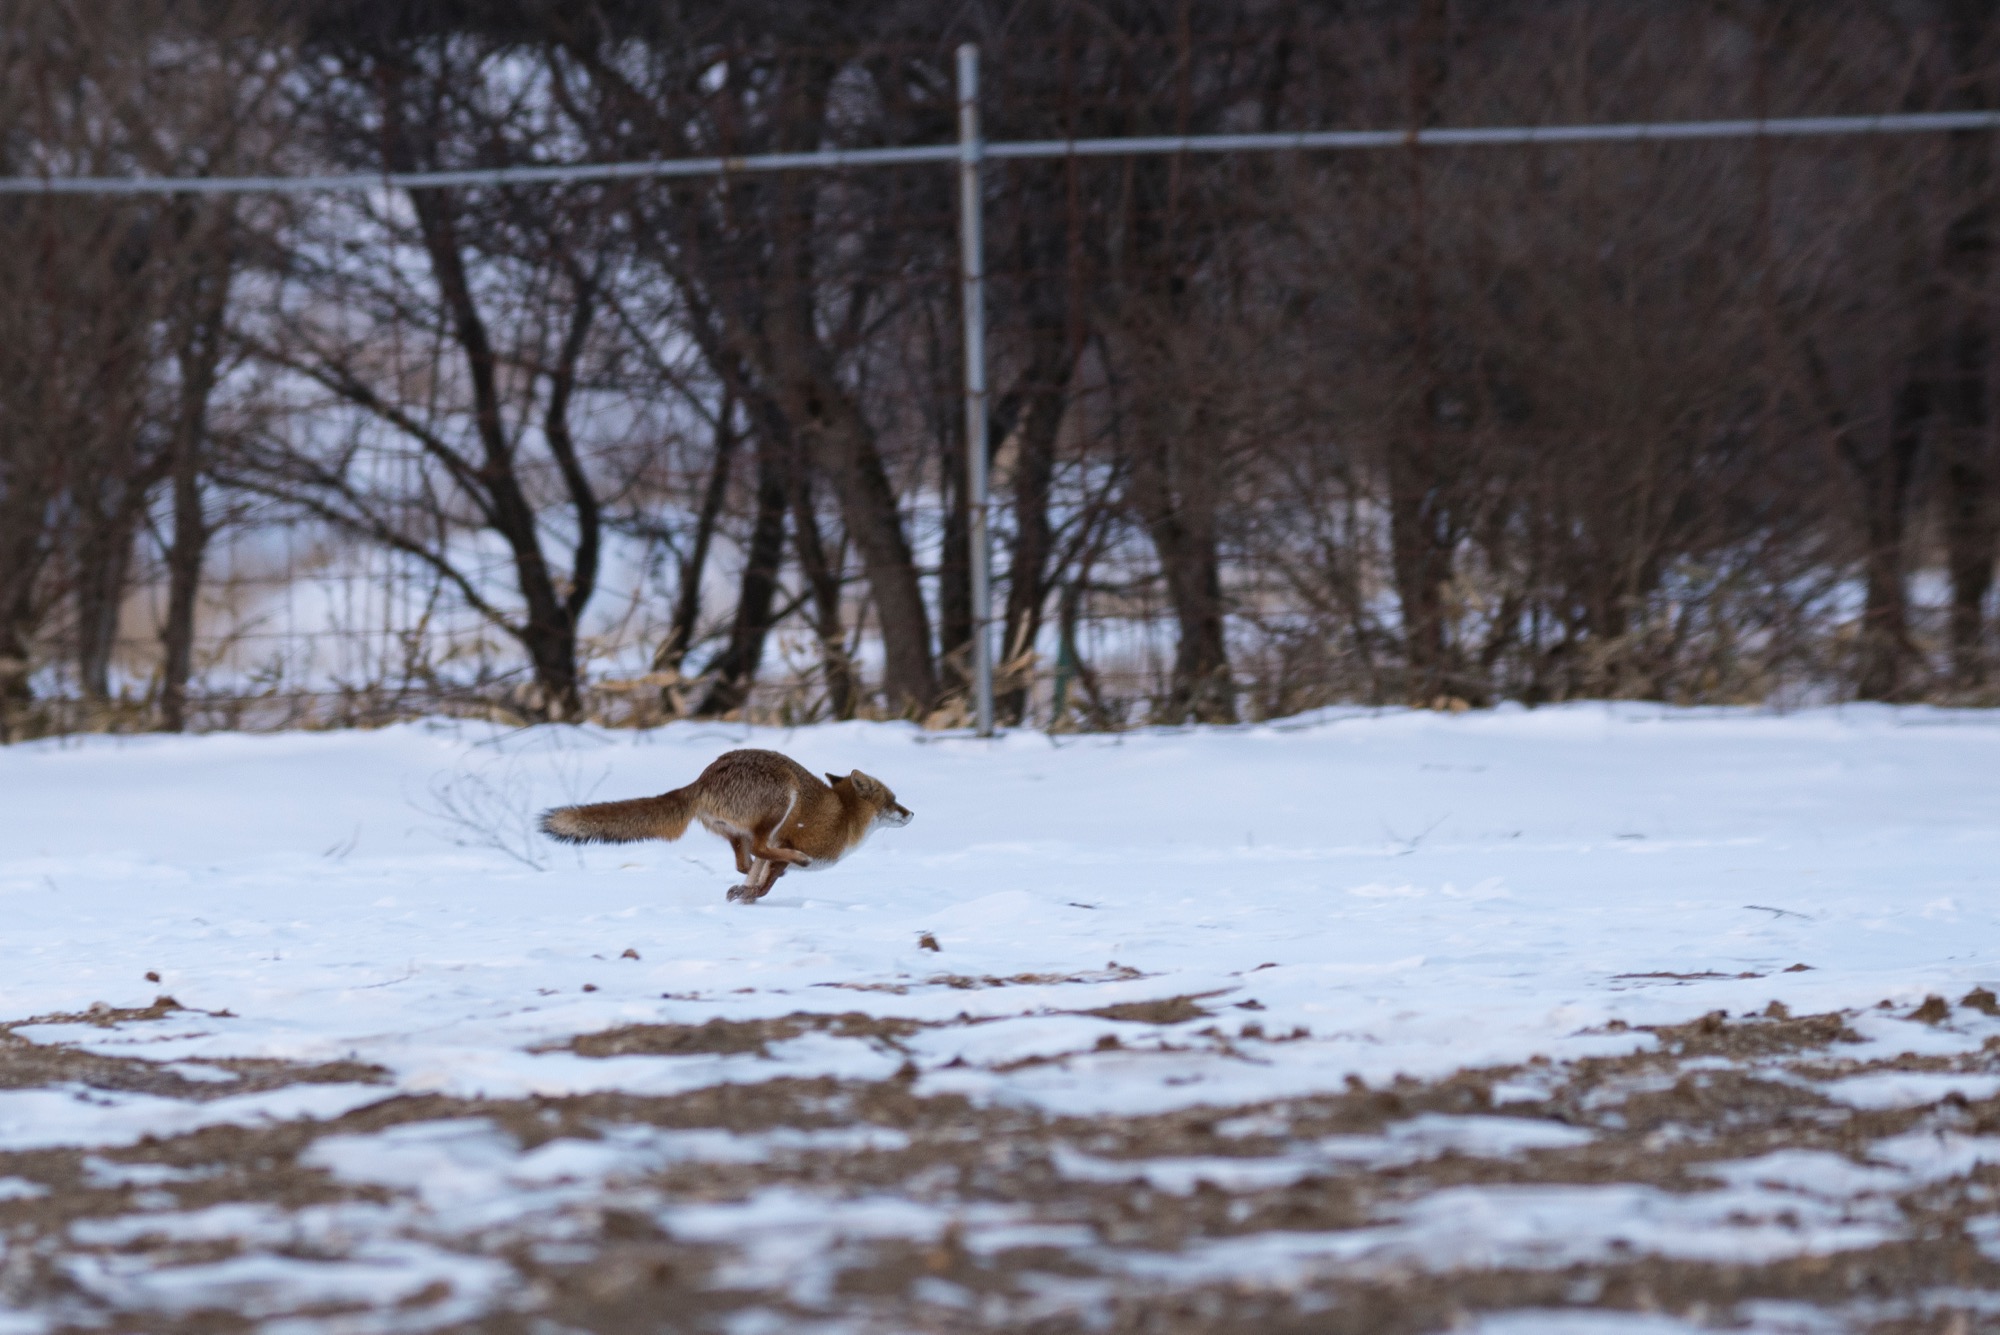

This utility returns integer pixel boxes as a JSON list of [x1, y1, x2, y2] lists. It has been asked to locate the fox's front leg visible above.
[[748, 829, 811, 868]]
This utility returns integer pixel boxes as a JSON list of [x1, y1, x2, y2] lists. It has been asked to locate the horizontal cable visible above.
[[4, 109, 1998, 195], [0, 144, 964, 195], [989, 109, 2000, 157]]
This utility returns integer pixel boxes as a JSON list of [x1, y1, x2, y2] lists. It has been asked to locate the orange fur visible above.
[[538, 748, 913, 902]]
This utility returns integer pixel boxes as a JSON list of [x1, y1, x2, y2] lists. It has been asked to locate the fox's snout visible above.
[[879, 803, 913, 828]]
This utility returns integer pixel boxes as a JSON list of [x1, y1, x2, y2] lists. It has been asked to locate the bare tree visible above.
[[0, 1, 279, 733], [551, 27, 950, 717], [9, 0, 1999, 734], [1937, 0, 1998, 689], [246, 26, 627, 719]]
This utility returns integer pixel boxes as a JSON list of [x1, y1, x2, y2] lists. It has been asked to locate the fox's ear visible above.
[[825, 772, 843, 786]]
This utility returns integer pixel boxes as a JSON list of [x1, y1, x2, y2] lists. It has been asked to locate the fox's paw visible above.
[[726, 883, 767, 904]]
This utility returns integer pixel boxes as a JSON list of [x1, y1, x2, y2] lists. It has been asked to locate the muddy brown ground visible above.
[[4, 995, 2000, 1332]]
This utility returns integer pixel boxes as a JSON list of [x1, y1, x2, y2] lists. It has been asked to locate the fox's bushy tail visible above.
[[539, 787, 695, 845]]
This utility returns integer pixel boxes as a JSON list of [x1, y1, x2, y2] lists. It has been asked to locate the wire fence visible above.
[[32, 512, 1212, 735], [8, 20, 2000, 738], [25, 467, 1973, 739]]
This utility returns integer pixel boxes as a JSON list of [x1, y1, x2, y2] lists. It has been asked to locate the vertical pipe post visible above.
[[957, 43, 995, 737]]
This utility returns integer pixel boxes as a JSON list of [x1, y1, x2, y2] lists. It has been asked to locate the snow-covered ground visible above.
[[2, 704, 1999, 1332]]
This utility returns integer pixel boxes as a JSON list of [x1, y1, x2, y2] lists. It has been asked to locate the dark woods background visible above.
[[3, 0, 1998, 735]]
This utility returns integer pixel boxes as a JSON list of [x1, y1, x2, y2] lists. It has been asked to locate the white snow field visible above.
[[1, 703, 1999, 1332]]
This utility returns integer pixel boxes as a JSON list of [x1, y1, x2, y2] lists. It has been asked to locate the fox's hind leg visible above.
[[726, 857, 786, 904]]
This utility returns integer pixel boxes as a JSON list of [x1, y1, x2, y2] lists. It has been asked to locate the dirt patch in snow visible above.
[[1081, 992, 1224, 1025], [0, 998, 388, 1101], [1640, 1005, 1864, 1058], [2, 1004, 1999, 1332], [562, 1011, 927, 1058], [557, 989, 1230, 1059], [818, 964, 1149, 995]]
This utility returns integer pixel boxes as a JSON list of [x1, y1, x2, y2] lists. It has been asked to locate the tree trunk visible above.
[[793, 377, 937, 717], [1386, 436, 1454, 695], [520, 623, 584, 720], [936, 410, 974, 703], [71, 351, 155, 707], [996, 342, 1073, 724], [1851, 379, 1926, 701], [1941, 1, 1997, 688], [653, 392, 738, 714], [694, 428, 789, 718], [0, 496, 52, 728], [756, 203, 935, 716], [74, 494, 140, 704], [160, 245, 231, 733], [733, 162, 935, 716], [1389, 0, 1456, 700], [733, 370, 858, 719], [0, 585, 33, 740], [789, 442, 857, 720], [1126, 404, 1235, 723], [159, 439, 208, 732], [1942, 379, 1996, 688]]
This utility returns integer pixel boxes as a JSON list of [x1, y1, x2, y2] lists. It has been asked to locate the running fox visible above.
[[537, 749, 913, 903]]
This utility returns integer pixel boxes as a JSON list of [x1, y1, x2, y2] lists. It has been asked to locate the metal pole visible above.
[[957, 43, 995, 738]]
